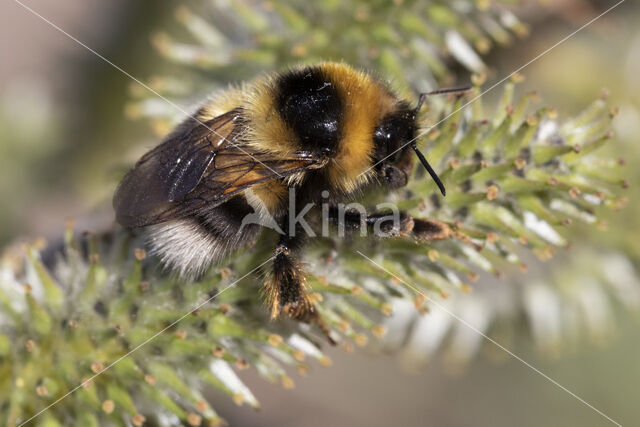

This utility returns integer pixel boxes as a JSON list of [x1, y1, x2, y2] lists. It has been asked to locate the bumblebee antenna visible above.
[[410, 85, 470, 196], [411, 142, 446, 196], [414, 86, 472, 115]]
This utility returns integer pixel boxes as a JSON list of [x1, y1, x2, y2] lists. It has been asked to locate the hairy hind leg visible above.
[[268, 236, 311, 319], [264, 214, 335, 343]]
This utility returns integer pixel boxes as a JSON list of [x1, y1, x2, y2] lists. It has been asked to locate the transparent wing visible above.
[[114, 108, 320, 227]]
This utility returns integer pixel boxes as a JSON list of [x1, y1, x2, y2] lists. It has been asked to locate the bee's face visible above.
[[372, 106, 417, 167]]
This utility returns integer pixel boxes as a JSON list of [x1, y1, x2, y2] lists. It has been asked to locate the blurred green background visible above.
[[1, 0, 639, 425]]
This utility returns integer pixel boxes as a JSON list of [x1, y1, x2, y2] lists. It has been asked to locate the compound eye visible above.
[[373, 124, 390, 143], [373, 123, 398, 161], [373, 111, 415, 165]]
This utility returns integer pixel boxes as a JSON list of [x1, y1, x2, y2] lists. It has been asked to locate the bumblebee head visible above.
[[372, 86, 470, 196]]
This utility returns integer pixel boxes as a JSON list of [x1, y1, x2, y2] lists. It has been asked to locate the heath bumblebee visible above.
[[114, 62, 468, 334]]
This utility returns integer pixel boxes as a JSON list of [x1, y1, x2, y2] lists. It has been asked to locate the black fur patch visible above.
[[194, 195, 257, 240], [276, 66, 343, 156]]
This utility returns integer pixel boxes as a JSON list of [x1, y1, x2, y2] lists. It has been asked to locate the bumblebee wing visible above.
[[114, 108, 244, 226], [137, 150, 318, 226], [114, 108, 320, 227]]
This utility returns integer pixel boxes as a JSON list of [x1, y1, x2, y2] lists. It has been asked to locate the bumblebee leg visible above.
[[329, 207, 478, 247], [269, 233, 310, 320], [265, 216, 336, 343], [328, 207, 414, 237], [411, 218, 481, 249]]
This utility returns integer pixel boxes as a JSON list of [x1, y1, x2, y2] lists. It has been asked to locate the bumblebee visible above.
[[114, 62, 468, 334]]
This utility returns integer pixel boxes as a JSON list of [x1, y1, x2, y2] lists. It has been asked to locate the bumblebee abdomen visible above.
[[275, 67, 344, 156], [148, 195, 261, 278]]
